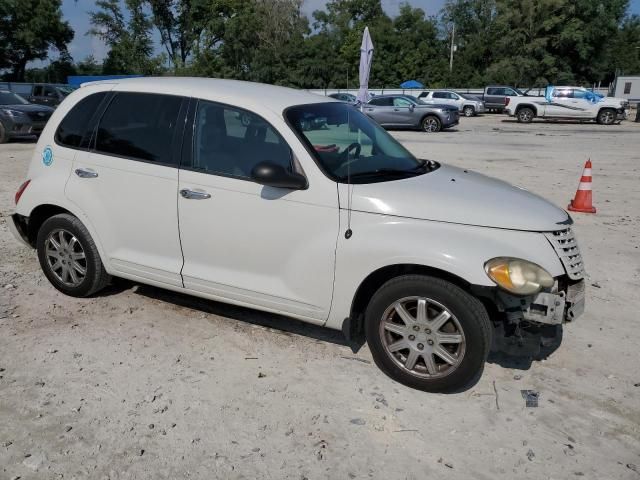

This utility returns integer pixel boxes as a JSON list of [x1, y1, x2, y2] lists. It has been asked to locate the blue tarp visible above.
[[67, 75, 144, 86], [400, 80, 424, 89]]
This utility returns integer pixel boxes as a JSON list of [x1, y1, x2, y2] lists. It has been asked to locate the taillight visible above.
[[15, 180, 30, 205], [505, 97, 511, 106]]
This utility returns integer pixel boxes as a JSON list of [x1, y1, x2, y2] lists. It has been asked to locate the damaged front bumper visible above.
[[497, 278, 585, 326]]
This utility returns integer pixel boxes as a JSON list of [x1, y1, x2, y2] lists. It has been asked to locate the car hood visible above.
[[348, 163, 570, 231], [0, 104, 54, 113]]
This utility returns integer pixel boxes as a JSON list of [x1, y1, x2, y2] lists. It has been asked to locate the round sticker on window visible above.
[[42, 146, 53, 166]]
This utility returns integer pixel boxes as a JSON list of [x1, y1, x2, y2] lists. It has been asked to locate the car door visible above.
[[448, 92, 464, 110], [544, 88, 575, 117], [363, 97, 394, 125], [65, 91, 187, 287], [177, 99, 338, 323], [392, 97, 416, 126], [568, 89, 597, 118], [431, 91, 454, 108], [30, 85, 46, 105]]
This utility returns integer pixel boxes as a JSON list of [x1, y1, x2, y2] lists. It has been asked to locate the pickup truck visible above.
[[504, 86, 630, 125], [482, 85, 524, 113]]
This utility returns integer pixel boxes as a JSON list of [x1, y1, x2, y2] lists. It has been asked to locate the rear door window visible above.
[[191, 100, 292, 180], [95, 92, 182, 165], [369, 97, 393, 106], [432, 92, 447, 99]]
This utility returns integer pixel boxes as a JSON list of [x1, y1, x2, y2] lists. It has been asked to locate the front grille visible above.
[[544, 228, 585, 280], [26, 111, 51, 122]]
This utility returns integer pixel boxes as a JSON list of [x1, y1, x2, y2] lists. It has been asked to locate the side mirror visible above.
[[409, 104, 415, 112], [251, 161, 307, 190]]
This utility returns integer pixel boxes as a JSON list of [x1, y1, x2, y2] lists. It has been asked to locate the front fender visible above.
[[325, 210, 564, 330]]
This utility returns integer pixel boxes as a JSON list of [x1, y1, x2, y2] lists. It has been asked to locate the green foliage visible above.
[[8, 0, 640, 88], [89, 0, 165, 75], [0, 0, 73, 81]]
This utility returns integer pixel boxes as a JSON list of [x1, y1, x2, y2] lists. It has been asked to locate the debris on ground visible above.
[[521, 390, 539, 407]]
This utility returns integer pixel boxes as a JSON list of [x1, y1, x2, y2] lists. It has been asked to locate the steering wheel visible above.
[[344, 142, 361, 159]]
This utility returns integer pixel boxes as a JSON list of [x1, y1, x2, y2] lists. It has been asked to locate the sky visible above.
[[61, 0, 640, 64]]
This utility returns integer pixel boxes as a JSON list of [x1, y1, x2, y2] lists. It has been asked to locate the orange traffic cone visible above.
[[568, 159, 596, 213]]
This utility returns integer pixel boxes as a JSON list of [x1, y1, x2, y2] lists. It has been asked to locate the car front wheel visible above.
[[597, 108, 616, 125], [365, 275, 491, 393], [463, 106, 475, 117], [421, 115, 441, 133], [37, 213, 110, 297]]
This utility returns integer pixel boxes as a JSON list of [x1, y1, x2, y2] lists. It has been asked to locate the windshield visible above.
[[0, 92, 29, 105], [286, 102, 433, 183], [58, 86, 76, 96]]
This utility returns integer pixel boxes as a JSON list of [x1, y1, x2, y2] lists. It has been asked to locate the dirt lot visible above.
[[1, 115, 639, 480]]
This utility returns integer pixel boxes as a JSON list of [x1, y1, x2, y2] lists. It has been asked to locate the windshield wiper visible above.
[[339, 160, 431, 181]]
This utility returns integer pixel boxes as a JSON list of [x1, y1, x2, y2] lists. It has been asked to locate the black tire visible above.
[[365, 275, 491, 393], [517, 107, 535, 123], [463, 106, 475, 117], [421, 115, 441, 133], [37, 213, 110, 297], [0, 122, 8, 144], [597, 108, 616, 125]]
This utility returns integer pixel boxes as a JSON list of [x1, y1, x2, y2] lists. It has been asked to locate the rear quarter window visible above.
[[55, 92, 108, 149]]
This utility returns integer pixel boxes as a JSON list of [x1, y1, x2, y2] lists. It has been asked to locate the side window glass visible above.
[[44, 86, 57, 98], [33, 86, 43, 96], [95, 92, 182, 164], [193, 100, 292, 179], [433, 92, 446, 99], [55, 92, 107, 148], [450, 93, 460, 100], [505, 88, 518, 96], [553, 89, 571, 98], [393, 97, 411, 107]]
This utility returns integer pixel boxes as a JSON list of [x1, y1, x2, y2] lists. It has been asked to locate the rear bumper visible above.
[[9, 214, 32, 248]]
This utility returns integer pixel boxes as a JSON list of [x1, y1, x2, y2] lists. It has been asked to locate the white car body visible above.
[[505, 86, 630, 123], [10, 78, 586, 390], [418, 90, 485, 116]]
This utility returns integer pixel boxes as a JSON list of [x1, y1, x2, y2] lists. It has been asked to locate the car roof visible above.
[[82, 77, 335, 114]]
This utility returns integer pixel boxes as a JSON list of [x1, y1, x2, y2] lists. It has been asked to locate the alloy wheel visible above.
[[379, 296, 466, 379], [423, 118, 440, 132], [44, 229, 87, 287]]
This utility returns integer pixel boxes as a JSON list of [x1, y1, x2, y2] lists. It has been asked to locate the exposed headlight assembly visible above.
[[485, 257, 554, 295]]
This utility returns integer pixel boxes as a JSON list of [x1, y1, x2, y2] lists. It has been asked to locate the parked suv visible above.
[[364, 94, 459, 132], [0, 82, 75, 107], [0, 90, 54, 143], [418, 90, 485, 117], [10, 78, 585, 392]]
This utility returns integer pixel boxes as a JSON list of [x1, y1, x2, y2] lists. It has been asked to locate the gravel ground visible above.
[[1, 114, 639, 480]]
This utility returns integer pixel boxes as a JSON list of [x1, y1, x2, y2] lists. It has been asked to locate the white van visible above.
[[9, 78, 585, 392]]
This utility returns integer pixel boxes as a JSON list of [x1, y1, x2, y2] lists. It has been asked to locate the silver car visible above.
[[363, 95, 459, 132], [418, 90, 485, 117]]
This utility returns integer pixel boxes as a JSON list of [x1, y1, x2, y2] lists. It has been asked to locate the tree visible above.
[[143, 0, 213, 70], [89, 0, 164, 75], [0, 0, 74, 81]]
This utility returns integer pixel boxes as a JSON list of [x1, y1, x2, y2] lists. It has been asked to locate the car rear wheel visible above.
[[517, 107, 534, 123], [463, 106, 475, 117], [365, 275, 491, 393], [0, 122, 8, 144], [37, 213, 110, 297], [421, 115, 441, 133], [597, 108, 616, 125]]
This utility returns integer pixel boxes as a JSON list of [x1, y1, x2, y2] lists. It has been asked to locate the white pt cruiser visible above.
[[10, 78, 585, 392]]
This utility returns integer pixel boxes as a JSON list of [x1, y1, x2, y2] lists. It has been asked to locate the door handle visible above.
[[75, 168, 98, 178], [180, 188, 211, 200]]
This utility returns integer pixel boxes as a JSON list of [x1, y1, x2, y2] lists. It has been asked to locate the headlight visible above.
[[1, 109, 26, 118], [484, 257, 554, 295]]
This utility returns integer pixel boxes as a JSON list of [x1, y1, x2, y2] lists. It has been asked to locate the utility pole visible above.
[[449, 23, 456, 73]]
